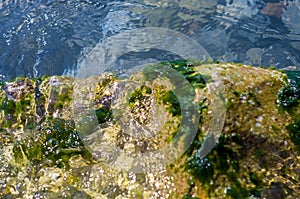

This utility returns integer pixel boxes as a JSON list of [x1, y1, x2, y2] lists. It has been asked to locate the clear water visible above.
[[1, 0, 300, 80]]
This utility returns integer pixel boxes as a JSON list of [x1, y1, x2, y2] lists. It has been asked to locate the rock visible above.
[[0, 61, 299, 198]]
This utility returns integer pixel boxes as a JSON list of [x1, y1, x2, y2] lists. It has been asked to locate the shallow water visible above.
[[1, 0, 300, 80]]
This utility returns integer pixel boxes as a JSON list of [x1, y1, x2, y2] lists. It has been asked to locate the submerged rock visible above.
[[0, 61, 299, 198]]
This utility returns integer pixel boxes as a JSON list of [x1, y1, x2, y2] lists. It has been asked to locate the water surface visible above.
[[1, 0, 300, 80]]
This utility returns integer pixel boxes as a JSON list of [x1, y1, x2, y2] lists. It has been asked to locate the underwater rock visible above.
[[0, 61, 299, 198]]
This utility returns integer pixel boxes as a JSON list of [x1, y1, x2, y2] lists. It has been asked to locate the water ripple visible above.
[[1, 0, 300, 80]]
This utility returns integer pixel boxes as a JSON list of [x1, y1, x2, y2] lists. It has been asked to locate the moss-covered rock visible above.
[[171, 63, 299, 199], [0, 61, 299, 198]]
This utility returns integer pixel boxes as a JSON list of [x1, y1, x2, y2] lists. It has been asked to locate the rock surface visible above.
[[0, 61, 299, 198]]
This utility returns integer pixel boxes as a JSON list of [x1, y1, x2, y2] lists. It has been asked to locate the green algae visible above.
[[278, 71, 300, 151], [166, 60, 207, 88], [95, 106, 112, 124], [278, 71, 300, 111], [185, 131, 270, 199], [13, 118, 90, 169], [186, 134, 246, 198], [277, 82, 300, 110], [128, 85, 152, 108], [181, 63, 299, 198], [0, 95, 36, 130], [143, 59, 207, 88], [161, 90, 181, 116], [286, 120, 300, 152], [53, 91, 72, 109]]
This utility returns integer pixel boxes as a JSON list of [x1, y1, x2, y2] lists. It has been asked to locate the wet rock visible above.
[[261, 182, 287, 199], [4, 78, 35, 101], [0, 61, 299, 198]]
